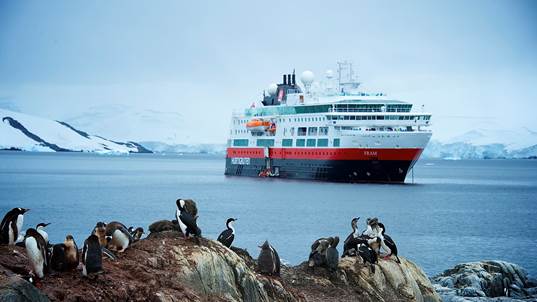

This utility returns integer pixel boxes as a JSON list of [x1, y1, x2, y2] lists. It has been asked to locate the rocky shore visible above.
[[0, 220, 534, 302], [0, 219, 442, 302], [432, 261, 537, 302]]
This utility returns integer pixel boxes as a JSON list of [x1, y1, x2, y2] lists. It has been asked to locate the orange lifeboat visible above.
[[246, 119, 271, 132]]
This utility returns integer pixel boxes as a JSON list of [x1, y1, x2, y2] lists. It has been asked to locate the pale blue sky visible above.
[[1, 0, 536, 143]]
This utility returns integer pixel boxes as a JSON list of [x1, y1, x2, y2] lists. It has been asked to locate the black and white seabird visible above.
[[24, 228, 49, 279], [175, 199, 202, 239], [326, 236, 340, 272], [343, 217, 370, 257], [217, 218, 236, 248], [1, 208, 29, 245], [82, 234, 103, 276], [378, 223, 400, 263], [358, 239, 379, 274], [105, 221, 133, 252], [257, 240, 280, 276], [36, 222, 51, 244]]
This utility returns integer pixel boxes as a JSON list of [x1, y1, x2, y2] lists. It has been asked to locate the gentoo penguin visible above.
[[308, 237, 332, 268], [129, 227, 144, 242], [175, 199, 201, 239], [24, 228, 48, 279], [1, 208, 29, 245], [257, 240, 280, 276], [92, 222, 107, 247], [36, 223, 51, 244], [217, 218, 236, 248], [378, 223, 400, 263], [343, 217, 365, 257], [50, 243, 67, 271], [82, 234, 103, 276], [105, 221, 133, 252], [326, 236, 340, 272], [64, 235, 79, 270]]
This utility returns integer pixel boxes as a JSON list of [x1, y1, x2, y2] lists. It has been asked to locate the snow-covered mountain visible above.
[[422, 128, 537, 159], [0, 109, 151, 154]]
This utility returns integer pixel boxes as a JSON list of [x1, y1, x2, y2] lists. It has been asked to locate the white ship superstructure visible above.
[[225, 62, 432, 183]]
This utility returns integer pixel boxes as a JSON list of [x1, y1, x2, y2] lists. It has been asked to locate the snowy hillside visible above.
[[0, 109, 151, 154], [422, 128, 537, 159]]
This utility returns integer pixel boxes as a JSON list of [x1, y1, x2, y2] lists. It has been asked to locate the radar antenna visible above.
[[337, 61, 360, 95]]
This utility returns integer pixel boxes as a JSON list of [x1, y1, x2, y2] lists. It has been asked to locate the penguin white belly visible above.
[[8, 224, 14, 245], [176, 210, 187, 235], [112, 229, 129, 252], [16, 215, 23, 235], [25, 237, 44, 278], [82, 264, 87, 276]]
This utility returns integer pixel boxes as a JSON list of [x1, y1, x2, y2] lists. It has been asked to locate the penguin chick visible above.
[[64, 235, 79, 270], [92, 222, 107, 247], [257, 240, 280, 276], [326, 236, 340, 272]]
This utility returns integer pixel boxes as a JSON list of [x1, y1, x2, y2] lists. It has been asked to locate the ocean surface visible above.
[[1, 151, 536, 277]]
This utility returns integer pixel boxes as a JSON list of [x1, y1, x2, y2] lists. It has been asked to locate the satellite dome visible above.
[[267, 83, 278, 95], [300, 70, 314, 85], [325, 69, 334, 78]]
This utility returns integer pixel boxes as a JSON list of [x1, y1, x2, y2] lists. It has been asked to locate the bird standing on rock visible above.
[[24, 228, 49, 279], [326, 236, 340, 272], [64, 235, 79, 270], [175, 199, 202, 239], [217, 218, 236, 248], [378, 223, 400, 263], [258, 240, 280, 276], [343, 217, 366, 257], [1, 207, 29, 245], [82, 234, 103, 277], [92, 222, 107, 247]]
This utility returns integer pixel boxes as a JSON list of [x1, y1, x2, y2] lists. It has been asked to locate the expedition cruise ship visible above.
[[225, 62, 432, 183]]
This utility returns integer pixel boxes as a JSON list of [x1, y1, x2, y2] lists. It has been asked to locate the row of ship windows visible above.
[[234, 116, 326, 124], [232, 138, 341, 148], [234, 115, 430, 125], [232, 125, 414, 136], [328, 115, 431, 121]]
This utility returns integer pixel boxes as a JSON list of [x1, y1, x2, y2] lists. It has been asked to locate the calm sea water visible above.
[[1, 151, 536, 277]]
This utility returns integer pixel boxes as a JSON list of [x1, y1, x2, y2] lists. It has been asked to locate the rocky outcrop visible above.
[[282, 256, 440, 302], [432, 260, 537, 301], [0, 220, 442, 302]]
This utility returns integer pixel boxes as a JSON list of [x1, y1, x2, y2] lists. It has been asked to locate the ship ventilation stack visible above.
[[287, 74, 292, 86], [292, 73, 296, 85], [283, 74, 287, 85]]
